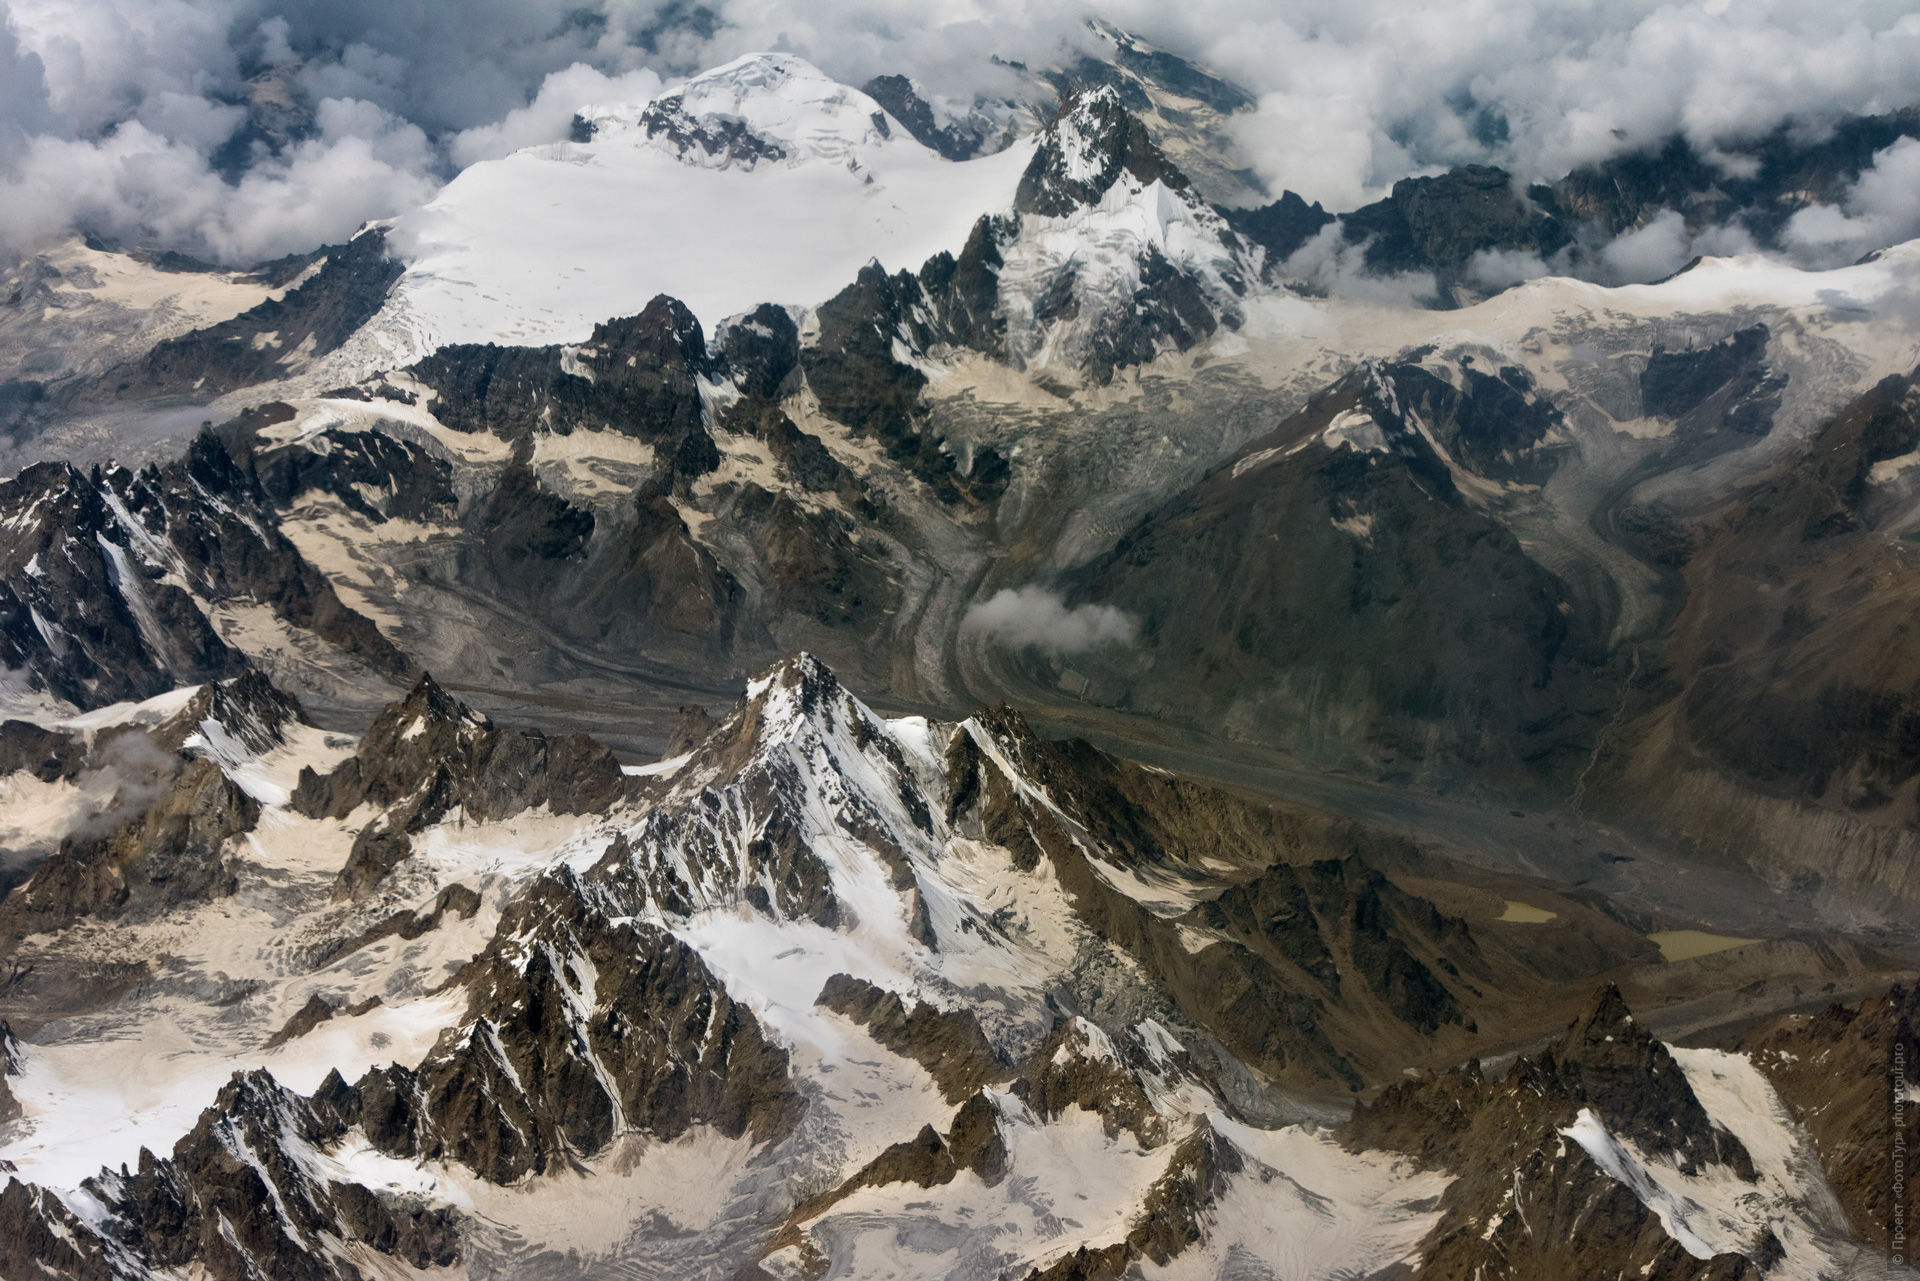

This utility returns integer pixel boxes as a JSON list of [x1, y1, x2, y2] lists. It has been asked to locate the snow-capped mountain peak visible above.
[[351, 56, 1035, 365], [588, 53, 908, 172], [1015, 83, 1194, 217]]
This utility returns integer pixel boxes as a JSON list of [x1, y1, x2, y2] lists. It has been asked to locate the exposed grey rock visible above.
[[132, 230, 403, 396], [292, 674, 626, 898]]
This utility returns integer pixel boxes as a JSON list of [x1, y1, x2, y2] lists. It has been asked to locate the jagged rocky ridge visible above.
[[0, 653, 1898, 1280], [0, 423, 410, 711]]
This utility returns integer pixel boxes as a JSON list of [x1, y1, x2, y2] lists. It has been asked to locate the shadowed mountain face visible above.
[[1053, 360, 1605, 789], [0, 426, 410, 711]]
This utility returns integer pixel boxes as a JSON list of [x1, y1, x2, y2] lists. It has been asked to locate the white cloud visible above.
[[450, 63, 664, 168], [1281, 223, 1440, 308], [1783, 135, 1920, 268], [1, 0, 1919, 267], [962, 586, 1138, 654]]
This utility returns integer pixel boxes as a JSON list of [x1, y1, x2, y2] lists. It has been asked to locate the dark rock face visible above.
[[1079, 243, 1226, 388], [0, 720, 86, 782], [1062, 364, 1595, 786], [1527, 984, 1754, 1176], [782, 1090, 1012, 1245], [1014, 1016, 1167, 1146], [1229, 109, 1920, 303], [1590, 371, 1920, 860], [0, 1178, 116, 1281], [292, 674, 627, 897], [0, 1021, 21, 1126], [817, 972, 1006, 1101], [861, 75, 1010, 161], [723, 482, 894, 636], [243, 420, 457, 524], [1221, 191, 1335, 267], [0, 427, 411, 710], [1340, 165, 1571, 297], [78, 1070, 455, 1281], [1379, 359, 1566, 484], [1127, 1122, 1244, 1265], [594, 656, 934, 932], [1740, 983, 1920, 1248], [1015, 86, 1195, 217], [638, 97, 787, 167], [1640, 325, 1787, 436], [135, 230, 403, 396], [1194, 856, 1473, 1035], [715, 303, 802, 401], [353, 873, 801, 1183], [0, 866, 801, 1280], [0, 754, 259, 939], [1543, 108, 1920, 245], [662, 704, 719, 758], [153, 668, 306, 757], [0, 458, 246, 708], [949, 708, 1500, 1094], [802, 261, 1011, 504], [1342, 984, 1765, 1281], [412, 294, 719, 473]]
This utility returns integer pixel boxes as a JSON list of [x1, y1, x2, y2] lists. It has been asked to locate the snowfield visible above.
[[358, 53, 1035, 364]]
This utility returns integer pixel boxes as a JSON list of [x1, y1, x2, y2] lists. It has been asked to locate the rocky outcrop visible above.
[[861, 75, 1012, 161], [0, 719, 86, 782], [1739, 983, 1920, 1248], [346, 872, 801, 1183], [411, 294, 719, 476], [817, 972, 1007, 1101], [292, 674, 626, 897], [951, 708, 1500, 1091], [1014, 86, 1196, 218], [0, 458, 246, 708], [1640, 325, 1786, 437], [1339, 165, 1571, 301], [0, 1021, 21, 1126], [0, 426, 411, 711], [1543, 107, 1920, 245], [593, 655, 934, 935], [242, 420, 458, 525], [1014, 1015, 1167, 1146], [1059, 360, 1600, 788], [1004, 86, 1249, 383], [134, 230, 403, 396], [778, 1089, 1012, 1249], [1342, 985, 1767, 1281], [87, 1071, 457, 1281], [0, 1064, 457, 1281], [0, 1178, 115, 1281], [1590, 369, 1920, 901], [802, 261, 1012, 504], [1193, 856, 1475, 1035], [0, 753, 259, 939], [153, 668, 306, 757], [1220, 190, 1334, 267], [0, 865, 801, 1281]]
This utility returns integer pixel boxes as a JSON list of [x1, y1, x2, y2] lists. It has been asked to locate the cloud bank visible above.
[[0, 0, 1917, 268], [962, 586, 1138, 655]]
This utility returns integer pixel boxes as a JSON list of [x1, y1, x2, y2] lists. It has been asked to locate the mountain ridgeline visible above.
[[0, 29, 1918, 1281]]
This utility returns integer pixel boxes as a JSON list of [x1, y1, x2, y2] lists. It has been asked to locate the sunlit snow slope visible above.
[[363, 53, 1034, 363]]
